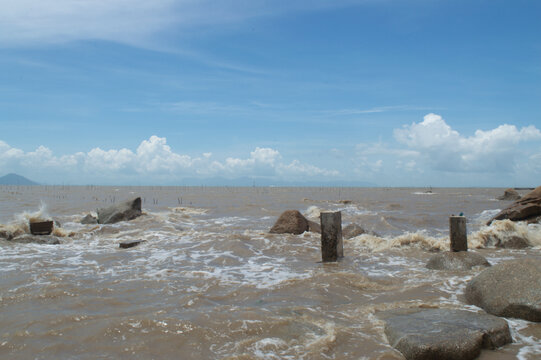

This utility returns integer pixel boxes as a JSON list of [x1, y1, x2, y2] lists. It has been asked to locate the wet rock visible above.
[[9, 234, 61, 245], [379, 308, 512, 360], [465, 258, 541, 322], [270, 210, 309, 234], [488, 186, 541, 224], [426, 252, 490, 270], [342, 223, 367, 239], [497, 188, 521, 201], [485, 234, 530, 249], [97, 197, 142, 224], [308, 220, 321, 234], [81, 214, 98, 225], [338, 200, 352, 204], [119, 240, 145, 249]]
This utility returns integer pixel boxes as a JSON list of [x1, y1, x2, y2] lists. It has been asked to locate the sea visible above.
[[0, 185, 540, 359]]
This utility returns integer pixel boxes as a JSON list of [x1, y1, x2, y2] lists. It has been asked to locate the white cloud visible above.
[[0, 0, 369, 48], [0, 136, 337, 183], [394, 113, 541, 173]]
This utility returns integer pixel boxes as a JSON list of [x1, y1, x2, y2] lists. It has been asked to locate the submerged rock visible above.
[[379, 308, 511, 360], [426, 252, 490, 270], [97, 197, 142, 225], [342, 223, 366, 239], [497, 188, 521, 201], [9, 234, 61, 245], [488, 186, 541, 224], [81, 214, 98, 225], [465, 258, 541, 322], [307, 220, 321, 234], [119, 240, 145, 249], [270, 210, 310, 234], [484, 234, 530, 249]]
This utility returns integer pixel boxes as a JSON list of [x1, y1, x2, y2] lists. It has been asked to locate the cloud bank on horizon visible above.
[[1, 1, 540, 186], [1, 114, 540, 186]]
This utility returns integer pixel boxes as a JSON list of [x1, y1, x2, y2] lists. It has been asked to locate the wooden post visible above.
[[320, 211, 343, 262], [449, 216, 467, 252]]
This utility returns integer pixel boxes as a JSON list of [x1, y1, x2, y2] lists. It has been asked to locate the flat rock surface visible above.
[[97, 197, 142, 224], [426, 251, 490, 270], [465, 258, 541, 322], [379, 308, 512, 360]]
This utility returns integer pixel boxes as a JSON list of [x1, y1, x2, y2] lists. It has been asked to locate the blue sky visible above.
[[1, 0, 540, 186]]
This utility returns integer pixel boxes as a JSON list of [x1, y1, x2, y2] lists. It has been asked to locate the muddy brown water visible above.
[[1, 186, 540, 359]]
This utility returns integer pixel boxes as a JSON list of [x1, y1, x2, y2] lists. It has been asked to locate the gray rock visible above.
[[484, 234, 530, 249], [97, 197, 142, 224], [308, 220, 321, 234], [379, 308, 512, 360], [426, 252, 490, 270], [465, 258, 541, 322], [342, 223, 366, 239], [9, 234, 61, 245], [270, 210, 310, 234], [81, 214, 98, 225]]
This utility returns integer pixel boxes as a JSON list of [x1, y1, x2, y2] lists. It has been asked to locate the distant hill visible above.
[[0, 173, 39, 185]]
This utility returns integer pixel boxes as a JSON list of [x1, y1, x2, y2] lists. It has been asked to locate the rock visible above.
[[426, 252, 490, 270], [119, 240, 145, 249], [338, 200, 352, 204], [270, 210, 309, 234], [497, 188, 521, 201], [307, 220, 321, 234], [465, 258, 541, 322], [81, 214, 98, 225], [9, 234, 61, 245], [97, 197, 142, 224], [379, 308, 512, 360], [342, 223, 366, 239], [484, 234, 530, 249], [488, 186, 541, 224]]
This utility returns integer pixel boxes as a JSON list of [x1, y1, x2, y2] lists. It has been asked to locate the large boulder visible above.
[[497, 188, 521, 201], [379, 308, 511, 360], [488, 186, 541, 224], [426, 252, 490, 270], [97, 197, 142, 225], [270, 210, 310, 234], [465, 258, 541, 322]]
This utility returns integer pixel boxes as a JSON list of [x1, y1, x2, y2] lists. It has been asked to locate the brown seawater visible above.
[[1, 186, 540, 359]]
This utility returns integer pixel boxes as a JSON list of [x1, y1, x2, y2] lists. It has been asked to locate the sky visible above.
[[0, 0, 540, 186]]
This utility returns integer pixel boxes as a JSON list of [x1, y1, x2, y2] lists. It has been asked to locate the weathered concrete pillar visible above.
[[449, 216, 467, 252], [320, 211, 343, 262]]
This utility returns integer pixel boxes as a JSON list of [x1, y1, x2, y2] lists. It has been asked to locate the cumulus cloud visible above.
[[0, 136, 338, 183], [394, 113, 541, 173]]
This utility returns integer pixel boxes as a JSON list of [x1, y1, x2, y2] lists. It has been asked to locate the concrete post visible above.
[[320, 211, 343, 262], [449, 216, 467, 252]]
